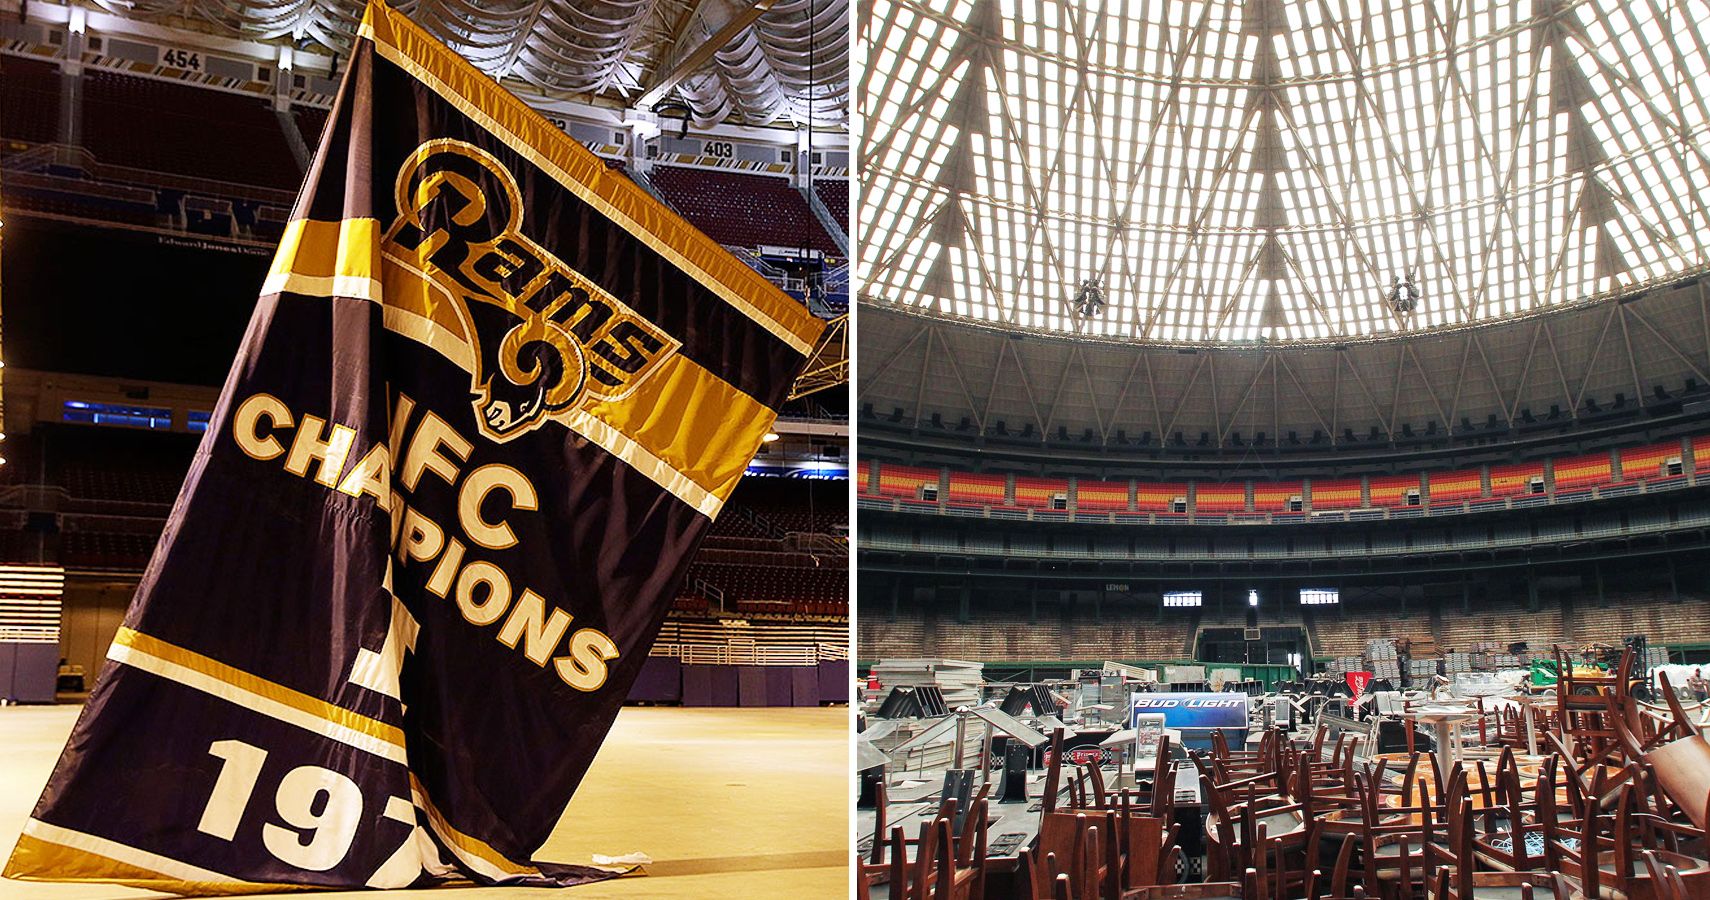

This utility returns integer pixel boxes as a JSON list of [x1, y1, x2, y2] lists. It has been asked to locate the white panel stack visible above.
[[0, 565, 66, 645], [871, 658, 985, 708]]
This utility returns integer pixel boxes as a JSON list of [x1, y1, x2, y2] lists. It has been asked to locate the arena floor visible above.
[[0, 703, 849, 899]]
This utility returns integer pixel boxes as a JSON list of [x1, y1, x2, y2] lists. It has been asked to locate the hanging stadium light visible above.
[[652, 96, 694, 139], [1387, 272, 1421, 315], [1071, 277, 1107, 318]]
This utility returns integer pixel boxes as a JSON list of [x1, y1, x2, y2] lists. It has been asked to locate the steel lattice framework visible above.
[[89, 0, 848, 128], [858, 0, 1710, 344]]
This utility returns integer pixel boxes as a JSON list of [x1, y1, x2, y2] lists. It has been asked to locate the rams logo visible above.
[[381, 139, 678, 442]]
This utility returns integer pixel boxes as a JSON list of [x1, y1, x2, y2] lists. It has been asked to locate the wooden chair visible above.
[[1471, 752, 1550, 873], [1357, 769, 1447, 899], [1552, 646, 1632, 774], [1641, 850, 1696, 900], [1305, 833, 1360, 900], [1425, 791, 1483, 900], [1121, 881, 1246, 900]]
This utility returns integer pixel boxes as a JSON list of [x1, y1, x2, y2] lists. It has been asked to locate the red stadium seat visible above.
[[647, 166, 839, 254]]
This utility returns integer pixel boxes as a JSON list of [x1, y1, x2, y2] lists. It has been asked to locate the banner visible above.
[[1128, 692, 1249, 730], [4, 1, 823, 892], [1346, 671, 1375, 707]]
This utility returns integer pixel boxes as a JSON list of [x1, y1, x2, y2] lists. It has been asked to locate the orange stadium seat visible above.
[[875, 463, 940, 499], [1013, 475, 1070, 509], [1693, 435, 1710, 471], [1252, 481, 1304, 512], [1076, 479, 1130, 511], [1195, 483, 1246, 513], [855, 460, 873, 494], [1369, 474, 1421, 507], [1553, 451, 1614, 491], [1619, 441, 1681, 481], [945, 471, 1005, 506], [1488, 462, 1544, 498], [1135, 482, 1186, 513], [1427, 469, 1483, 504], [1310, 478, 1364, 510]]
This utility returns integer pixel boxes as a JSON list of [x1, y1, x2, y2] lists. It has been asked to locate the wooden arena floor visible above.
[[0, 703, 849, 899]]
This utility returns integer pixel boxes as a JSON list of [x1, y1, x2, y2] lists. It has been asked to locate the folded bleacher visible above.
[[1553, 451, 1614, 492], [1427, 468, 1483, 504], [1194, 483, 1246, 513], [647, 165, 838, 253], [1252, 481, 1302, 512], [813, 179, 848, 232], [1077, 478, 1131, 512], [1488, 462, 1544, 499], [945, 471, 1004, 508], [1368, 474, 1421, 508], [1310, 478, 1363, 510], [1012, 475, 1069, 509], [873, 462, 939, 501], [81, 69, 300, 189], [1620, 442, 1682, 482], [862, 433, 1710, 521], [0, 55, 62, 146]]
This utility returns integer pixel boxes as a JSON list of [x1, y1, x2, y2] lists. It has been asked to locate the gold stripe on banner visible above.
[[579, 353, 779, 509], [5, 823, 303, 895], [355, 0, 824, 357], [109, 628, 410, 762], [265, 218, 770, 517], [407, 775, 539, 880], [262, 218, 382, 301]]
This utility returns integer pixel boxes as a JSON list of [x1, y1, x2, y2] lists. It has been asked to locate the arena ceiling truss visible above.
[[860, 0, 1710, 343], [87, 0, 849, 128], [859, 279, 1710, 449]]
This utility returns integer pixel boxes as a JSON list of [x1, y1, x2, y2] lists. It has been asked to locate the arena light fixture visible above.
[[762, 432, 780, 442], [1070, 277, 1107, 319], [652, 97, 694, 139], [1248, 589, 1260, 608], [1387, 273, 1421, 316]]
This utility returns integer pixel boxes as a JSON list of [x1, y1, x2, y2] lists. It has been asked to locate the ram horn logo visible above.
[[380, 139, 677, 442]]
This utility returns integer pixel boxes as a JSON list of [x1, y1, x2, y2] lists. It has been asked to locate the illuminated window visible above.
[[62, 401, 172, 430], [859, 0, 1710, 343], [1300, 588, 1340, 606], [1163, 590, 1202, 608]]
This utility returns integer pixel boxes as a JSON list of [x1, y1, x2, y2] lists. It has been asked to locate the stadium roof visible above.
[[859, 0, 1710, 344], [98, 0, 847, 129]]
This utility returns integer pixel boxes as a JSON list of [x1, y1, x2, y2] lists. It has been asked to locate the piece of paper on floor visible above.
[[594, 851, 655, 866]]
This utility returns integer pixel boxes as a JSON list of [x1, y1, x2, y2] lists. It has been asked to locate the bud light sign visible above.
[[1130, 692, 1250, 730]]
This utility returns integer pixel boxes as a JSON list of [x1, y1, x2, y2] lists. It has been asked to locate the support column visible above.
[[58, 19, 86, 147], [958, 581, 971, 624]]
